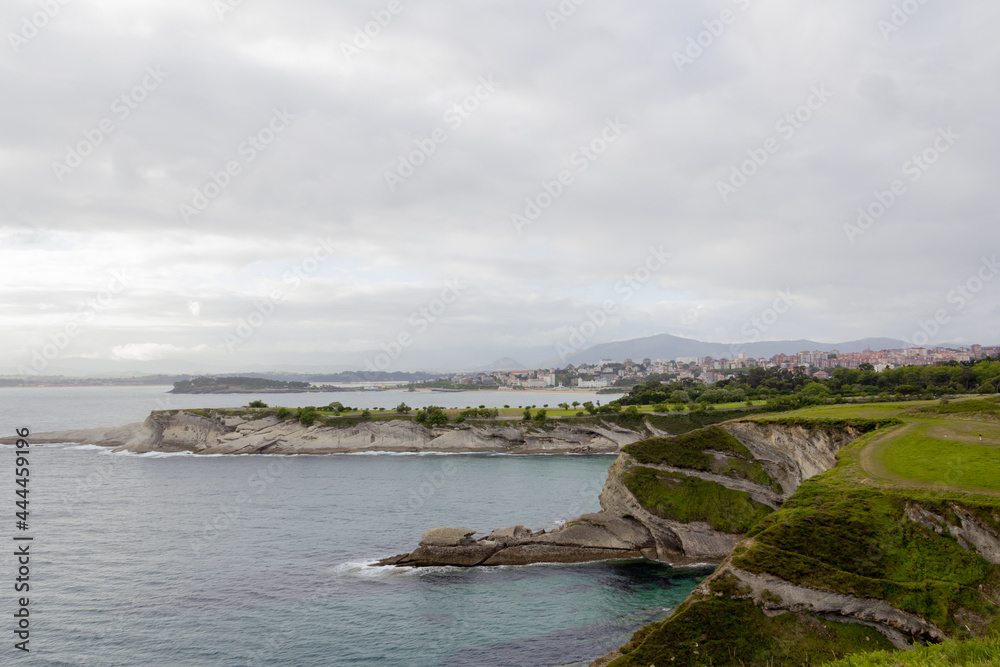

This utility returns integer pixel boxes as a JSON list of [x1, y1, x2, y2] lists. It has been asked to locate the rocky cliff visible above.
[[9, 407, 770, 455], [594, 419, 1000, 666], [379, 420, 879, 569], [10, 409, 655, 455]]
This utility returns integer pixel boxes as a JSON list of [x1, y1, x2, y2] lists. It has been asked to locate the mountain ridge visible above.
[[554, 334, 911, 366]]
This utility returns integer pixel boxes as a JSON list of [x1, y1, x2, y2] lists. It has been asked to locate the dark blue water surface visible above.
[[0, 387, 710, 666]]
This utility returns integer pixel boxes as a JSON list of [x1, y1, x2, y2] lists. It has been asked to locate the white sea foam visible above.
[[108, 450, 228, 458]]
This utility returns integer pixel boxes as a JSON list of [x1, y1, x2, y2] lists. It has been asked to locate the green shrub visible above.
[[460, 407, 500, 419], [296, 406, 320, 426], [416, 406, 448, 427]]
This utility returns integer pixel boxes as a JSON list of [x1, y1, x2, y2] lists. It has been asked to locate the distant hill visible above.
[[474, 357, 527, 372], [561, 334, 909, 366], [232, 371, 445, 383], [170, 377, 322, 394]]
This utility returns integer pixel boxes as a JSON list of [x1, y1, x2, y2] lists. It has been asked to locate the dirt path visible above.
[[859, 422, 918, 486], [858, 418, 1000, 497]]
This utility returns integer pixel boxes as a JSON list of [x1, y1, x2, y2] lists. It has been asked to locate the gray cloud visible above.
[[2, 0, 999, 375]]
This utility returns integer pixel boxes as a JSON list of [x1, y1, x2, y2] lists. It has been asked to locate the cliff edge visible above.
[[378, 420, 878, 568], [593, 413, 1000, 666]]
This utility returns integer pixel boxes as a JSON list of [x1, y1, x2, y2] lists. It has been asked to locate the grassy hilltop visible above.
[[600, 396, 1000, 666]]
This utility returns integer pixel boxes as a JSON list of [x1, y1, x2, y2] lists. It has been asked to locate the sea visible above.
[[0, 387, 713, 666]]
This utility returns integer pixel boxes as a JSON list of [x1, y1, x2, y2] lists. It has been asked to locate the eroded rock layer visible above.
[[380, 420, 874, 568], [9, 410, 649, 455]]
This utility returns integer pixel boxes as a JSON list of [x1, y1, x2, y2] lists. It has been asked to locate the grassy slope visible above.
[[607, 398, 1000, 666], [624, 467, 775, 534], [623, 425, 781, 493], [874, 421, 1000, 493], [827, 638, 1000, 666], [611, 596, 895, 666]]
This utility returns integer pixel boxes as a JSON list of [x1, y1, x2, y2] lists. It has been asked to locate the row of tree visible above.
[[620, 358, 1000, 407]]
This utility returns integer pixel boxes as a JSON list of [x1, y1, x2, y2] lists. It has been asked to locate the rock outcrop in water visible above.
[[379, 420, 872, 568], [377, 515, 659, 568], [8, 409, 653, 455]]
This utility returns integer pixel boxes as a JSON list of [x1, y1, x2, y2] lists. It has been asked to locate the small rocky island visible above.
[[169, 377, 352, 393]]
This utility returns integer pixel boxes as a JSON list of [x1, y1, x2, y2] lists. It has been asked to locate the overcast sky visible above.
[[2, 0, 998, 375]]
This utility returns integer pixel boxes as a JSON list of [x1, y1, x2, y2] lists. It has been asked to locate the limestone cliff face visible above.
[[597, 454, 745, 564], [591, 420, 1000, 665], [594, 421, 865, 564], [16, 410, 648, 455], [384, 420, 875, 569], [721, 421, 861, 496], [658, 497, 1000, 656]]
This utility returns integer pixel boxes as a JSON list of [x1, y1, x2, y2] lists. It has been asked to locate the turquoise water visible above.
[[0, 388, 710, 666]]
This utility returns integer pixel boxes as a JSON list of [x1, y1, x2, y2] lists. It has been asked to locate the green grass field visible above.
[[750, 397, 1000, 495], [871, 421, 1000, 493], [826, 638, 1000, 666]]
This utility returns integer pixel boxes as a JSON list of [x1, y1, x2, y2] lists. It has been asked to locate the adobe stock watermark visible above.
[[843, 127, 959, 245], [224, 236, 337, 353], [729, 290, 795, 359], [903, 255, 998, 348], [405, 460, 458, 510], [363, 279, 463, 373], [340, 0, 407, 63], [555, 245, 670, 360], [559, 475, 607, 521], [60, 392, 181, 510], [512, 117, 628, 234], [51, 65, 168, 182], [8, 0, 72, 54], [179, 107, 295, 223], [384, 76, 500, 192], [17, 270, 132, 376], [545, 0, 587, 30], [190, 458, 290, 557], [212, 0, 244, 21], [878, 0, 932, 40], [58, 456, 119, 510], [246, 622, 297, 667], [673, 0, 753, 73], [717, 85, 833, 202]]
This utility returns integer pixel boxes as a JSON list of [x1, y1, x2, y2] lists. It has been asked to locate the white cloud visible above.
[[2, 0, 999, 374], [110, 343, 206, 361]]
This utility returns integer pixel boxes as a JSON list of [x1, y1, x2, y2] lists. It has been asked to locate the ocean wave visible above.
[[31, 445, 617, 459], [332, 558, 516, 579], [334, 450, 470, 457], [107, 450, 228, 458], [334, 556, 668, 579]]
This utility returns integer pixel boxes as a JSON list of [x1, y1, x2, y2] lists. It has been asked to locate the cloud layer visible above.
[[3, 0, 998, 374]]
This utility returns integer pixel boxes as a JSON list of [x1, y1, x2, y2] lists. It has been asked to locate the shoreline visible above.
[[0, 410, 650, 456]]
